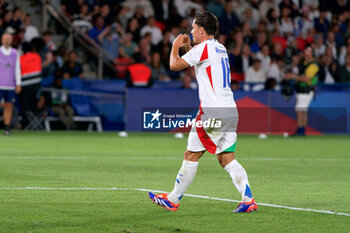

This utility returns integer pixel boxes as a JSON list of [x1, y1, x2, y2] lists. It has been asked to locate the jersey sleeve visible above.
[[181, 42, 208, 67], [305, 63, 319, 78]]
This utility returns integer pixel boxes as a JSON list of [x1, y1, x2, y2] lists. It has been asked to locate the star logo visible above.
[[143, 109, 162, 129], [150, 109, 162, 122]]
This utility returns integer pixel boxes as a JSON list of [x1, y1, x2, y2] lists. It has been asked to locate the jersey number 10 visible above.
[[221, 57, 231, 88]]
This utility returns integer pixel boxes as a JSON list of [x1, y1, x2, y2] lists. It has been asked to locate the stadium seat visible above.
[[231, 72, 244, 82], [115, 58, 132, 79], [272, 36, 288, 52], [41, 76, 55, 87]]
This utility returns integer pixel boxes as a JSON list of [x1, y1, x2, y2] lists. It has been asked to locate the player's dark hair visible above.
[[194, 11, 219, 37]]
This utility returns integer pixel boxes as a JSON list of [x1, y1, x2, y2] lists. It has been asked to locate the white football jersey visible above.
[[182, 39, 236, 110]]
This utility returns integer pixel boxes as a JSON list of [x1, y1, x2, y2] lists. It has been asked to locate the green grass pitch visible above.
[[0, 132, 349, 232]]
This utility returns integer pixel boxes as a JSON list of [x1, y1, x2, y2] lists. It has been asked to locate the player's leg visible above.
[[217, 151, 257, 212], [149, 131, 205, 211], [149, 150, 204, 211], [167, 150, 204, 204], [217, 152, 253, 202], [302, 111, 308, 127], [3, 102, 13, 134]]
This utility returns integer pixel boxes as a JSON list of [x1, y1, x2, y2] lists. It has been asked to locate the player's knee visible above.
[[183, 150, 192, 160], [184, 150, 202, 161], [218, 159, 226, 168]]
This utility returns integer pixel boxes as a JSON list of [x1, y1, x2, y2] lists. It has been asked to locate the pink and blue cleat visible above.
[[233, 198, 258, 212], [149, 192, 180, 211]]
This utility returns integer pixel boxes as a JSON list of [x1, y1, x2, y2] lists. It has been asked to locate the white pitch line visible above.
[[0, 156, 349, 162], [0, 187, 349, 217]]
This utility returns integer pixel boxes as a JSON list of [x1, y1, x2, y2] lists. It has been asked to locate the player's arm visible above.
[[169, 34, 191, 71], [297, 63, 319, 82]]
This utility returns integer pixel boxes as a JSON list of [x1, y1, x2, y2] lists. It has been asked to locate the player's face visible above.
[[1, 33, 12, 48], [191, 20, 203, 44]]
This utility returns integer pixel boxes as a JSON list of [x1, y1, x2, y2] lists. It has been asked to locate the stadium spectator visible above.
[[232, 0, 250, 22], [338, 37, 350, 66], [234, 43, 253, 74], [32, 37, 54, 77], [72, 4, 93, 31], [0, 0, 9, 14], [140, 16, 163, 47], [119, 33, 140, 62], [320, 46, 339, 83], [271, 42, 284, 59], [284, 38, 299, 65], [288, 53, 300, 75], [0, 17, 5, 39], [61, 0, 80, 20], [139, 32, 152, 64], [54, 44, 67, 69], [245, 59, 267, 83], [11, 7, 23, 31], [178, 18, 191, 34], [3, 10, 13, 30], [88, 16, 105, 43], [126, 17, 141, 43], [279, 7, 294, 37], [12, 28, 24, 49], [266, 8, 280, 33], [303, 0, 319, 10], [312, 34, 326, 59], [279, 0, 299, 19], [150, 52, 170, 81], [122, 0, 155, 18], [116, 5, 131, 30], [98, 23, 122, 60], [62, 51, 84, 79], [133, 6, 148, 28], [173, 0, 202, 18], [206, 0, 225, 18], [47, 76, 76, 130], [330, 23, 344, 49], [0, 33, 21, 135], [180, 73, 196, 89], [294, 6, 313, 39], [244, 8, 258, 30], [259, 0, 280, 19], [98, 24, 122, 78], [337, 54, 350, 82], [43, 31, 56, 52], [218, 1, 240, 35], [152, 0, 174, 23], [167, 6, 183, 29], [256, 44, 271, 73], [267, 56, 285, 82], [23, 14, 39, 43], [241, 22, 253, 45], [250, 32, 267, 54], [99, 4, 114, 26], [314, 10, 330, 36], [325, 31, 338, 58]]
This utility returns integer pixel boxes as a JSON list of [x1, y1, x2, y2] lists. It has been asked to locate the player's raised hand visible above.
[[173, 34, 187, 48], [183, 34, 191, 47]]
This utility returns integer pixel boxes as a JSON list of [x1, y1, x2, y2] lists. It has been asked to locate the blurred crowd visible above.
[[2, 0, 350, 87], [60, 0, 350, 86]]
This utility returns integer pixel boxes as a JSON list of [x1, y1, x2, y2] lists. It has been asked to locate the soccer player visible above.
[[149, 12, 257, 213]]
